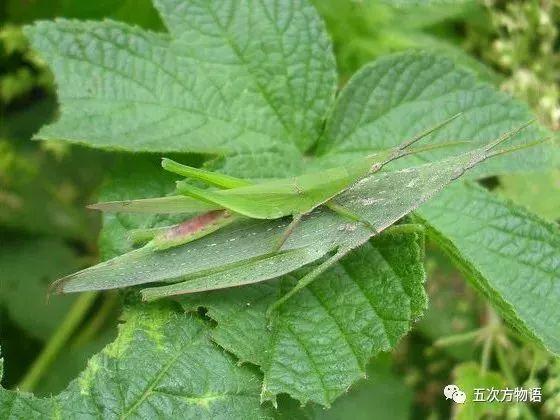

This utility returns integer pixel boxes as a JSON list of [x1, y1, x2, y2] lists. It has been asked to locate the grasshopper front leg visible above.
[[273, 214, 303, 251]]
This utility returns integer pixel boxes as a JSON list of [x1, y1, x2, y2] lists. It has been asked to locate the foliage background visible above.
[[0, 0, 558, 418]]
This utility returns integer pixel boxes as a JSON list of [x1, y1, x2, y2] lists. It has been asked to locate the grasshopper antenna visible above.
[[482, 119, 536, 154], [461, 120, 538, 170], [397, 112, 463, 151], [487, 136, 554, 159]]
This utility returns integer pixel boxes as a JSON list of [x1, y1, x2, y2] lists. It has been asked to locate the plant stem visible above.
[[495, 345, 538, 420], [495, 344, 516, 385], [481, 306, 501, 374], [480, 333, 493, 374], [434, 328, 485, 348], [71, 291, 119, 349], [17, 292, 97, 392]]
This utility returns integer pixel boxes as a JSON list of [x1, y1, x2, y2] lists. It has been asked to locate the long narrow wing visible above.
[[88, 195, 221, 214]]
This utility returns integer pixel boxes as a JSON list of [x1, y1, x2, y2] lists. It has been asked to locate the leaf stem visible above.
[[495, 344, 515, 387], [17, 292, 97, 392]]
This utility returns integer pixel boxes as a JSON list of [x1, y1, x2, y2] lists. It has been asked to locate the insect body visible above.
[[59, 118, 541, 316], [92, 114, 462, 250]]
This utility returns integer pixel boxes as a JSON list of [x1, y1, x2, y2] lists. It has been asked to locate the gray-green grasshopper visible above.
[[57, 116, 534, 314]]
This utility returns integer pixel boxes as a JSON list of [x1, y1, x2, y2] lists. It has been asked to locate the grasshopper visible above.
[[65, 118, 542, 315], [92, 114, 464, 251]]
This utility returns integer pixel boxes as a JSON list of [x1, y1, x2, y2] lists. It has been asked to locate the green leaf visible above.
[[315, 52, 557, 177], [24, 0, 337, 154], [180, 231, 425, 407], [7, 0, 163, 28], [0, 304, 273, 419], [312, 0, 495, 82], [276, 355, 413, 419], [0, 238, 81, 341], [417, 182, 560, 354]]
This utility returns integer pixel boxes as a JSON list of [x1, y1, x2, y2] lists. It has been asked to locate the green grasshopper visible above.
[[92, 114, 464, 251]]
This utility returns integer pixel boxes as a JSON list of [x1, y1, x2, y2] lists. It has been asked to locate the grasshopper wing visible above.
[[89, 195, 221, 214]]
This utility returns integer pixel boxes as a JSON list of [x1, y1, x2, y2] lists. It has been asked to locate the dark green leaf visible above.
[[0, 305, 273, 419], [417, 183, 560, 354]]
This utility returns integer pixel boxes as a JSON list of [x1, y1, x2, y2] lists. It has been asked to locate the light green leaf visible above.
[[312, 0, 495, 82], [7, 0, 163, 29], [417, 182, 560, 354], [180, 231, 425, 407], [25, 0, 336, 154], [0, 305, 273, 419], [497, 170, 560, 222]]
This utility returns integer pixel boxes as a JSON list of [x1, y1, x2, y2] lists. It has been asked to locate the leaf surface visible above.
[[180, 231, 425, 406], [25, 0, 336, 155], [276, 355, 413, 419], [0, 305, 272, 419], [497, 170, 560, 222], [417, 183, 560, 354], [315, 52, 558, 177]]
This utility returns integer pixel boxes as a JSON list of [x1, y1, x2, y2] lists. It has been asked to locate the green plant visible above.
[[1, 0, 559, 418]]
